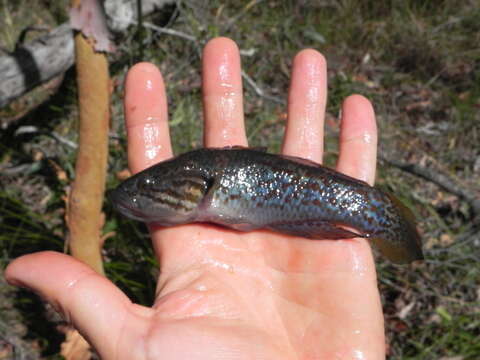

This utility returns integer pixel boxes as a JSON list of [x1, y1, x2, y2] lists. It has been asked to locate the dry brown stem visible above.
[[67, 0, 110, 276]]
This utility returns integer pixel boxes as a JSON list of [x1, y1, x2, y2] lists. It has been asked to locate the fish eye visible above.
[[137, 177, 153, 191]]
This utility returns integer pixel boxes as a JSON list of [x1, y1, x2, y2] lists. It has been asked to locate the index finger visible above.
[[124, 62, 172, 174]]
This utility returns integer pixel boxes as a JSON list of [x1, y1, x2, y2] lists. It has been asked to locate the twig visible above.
[[225, 0, 264, 30], [14, 125, 77, 149], [140, 21, 284, 105], [142, 22, 197, 42], [239, 48, 257, 57], [432, 16, 463, 33], [380, 155, 480, 215], [15, 26, 50, 50], [428, 223, 480, 263], [50, 132, 78, 149], [0, 162, 42, 176], [241, 70, 285, 105]]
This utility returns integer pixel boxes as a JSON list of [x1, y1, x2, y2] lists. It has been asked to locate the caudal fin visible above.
[[372, 193, 423, 264]]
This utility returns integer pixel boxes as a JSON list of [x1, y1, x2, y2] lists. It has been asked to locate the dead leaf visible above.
[[277, 111, 288, 122], [60, 328, 91, 360], [424, 237, 438, 250], [0, 343, 13, 359], [32, 149, 44, 162], [116, 169, 131, 180], [391, 319, 408, 332], [48, 159, 68, 182], [406, 100, 432, 111], [69, 0, 115, 52], [440, 233, 454, 246], [100, 231, 116, 248], [398, 301, 416, 319], [352, 74, 378, 88]]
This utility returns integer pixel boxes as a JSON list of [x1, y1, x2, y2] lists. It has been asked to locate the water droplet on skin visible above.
[[363, 132, 372, 144], [220, 96, 236, 117], [196, 284, 207, 292], [306, 86, 319, 102], [305, 61, 322, 82], [218, 60, 231, 82], [347, 241, 368, 276], [143, 121, 162, 160], [145, 79, 153, 90], [66, 278, 78, 289], [352, 349, 366, 359]]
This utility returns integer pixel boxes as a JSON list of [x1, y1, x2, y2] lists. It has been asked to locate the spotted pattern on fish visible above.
[[110, 147, 423, 264]]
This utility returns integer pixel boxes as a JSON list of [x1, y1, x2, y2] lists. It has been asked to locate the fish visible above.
[[110, 147, 423, 264]]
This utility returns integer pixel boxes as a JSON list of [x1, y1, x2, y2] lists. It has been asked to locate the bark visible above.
[[0, 0, 172, 108], [0, 23, 74, 108]]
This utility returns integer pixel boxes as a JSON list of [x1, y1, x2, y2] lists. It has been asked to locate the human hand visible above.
[[5, 37, 384, 359]]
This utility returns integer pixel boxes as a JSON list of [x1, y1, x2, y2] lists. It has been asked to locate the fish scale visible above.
[[110, 147, 423, 264]]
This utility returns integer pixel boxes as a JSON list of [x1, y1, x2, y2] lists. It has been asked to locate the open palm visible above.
[[6, 38, 385, 359]]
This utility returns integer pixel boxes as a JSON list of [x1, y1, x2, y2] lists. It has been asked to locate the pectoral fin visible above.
[[269, 220, 364, 240]]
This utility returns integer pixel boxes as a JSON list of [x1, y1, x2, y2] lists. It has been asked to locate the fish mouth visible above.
[[108, 188, 147, 221]]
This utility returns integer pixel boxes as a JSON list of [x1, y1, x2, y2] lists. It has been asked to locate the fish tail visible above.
[[371, 193, 423, 264]]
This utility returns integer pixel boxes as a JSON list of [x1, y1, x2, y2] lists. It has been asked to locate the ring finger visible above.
[[281, 49, 327, 162]]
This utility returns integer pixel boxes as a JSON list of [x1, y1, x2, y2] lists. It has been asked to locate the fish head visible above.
[[109, 164, 211, 226]]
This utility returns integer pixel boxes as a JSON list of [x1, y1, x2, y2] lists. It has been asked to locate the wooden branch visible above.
[[380, 155, 480, 215], [0, 23, 74, 108], [0, 0, 172, 108], [67, 0, 110, 276]]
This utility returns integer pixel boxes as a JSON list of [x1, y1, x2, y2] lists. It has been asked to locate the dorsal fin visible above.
[[221, 145, 267, 152], [278, 154, 371, 187], [277, 154, 322, 167]]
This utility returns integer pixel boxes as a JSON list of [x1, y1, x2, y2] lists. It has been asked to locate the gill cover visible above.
[[111, 168, 211, 225]]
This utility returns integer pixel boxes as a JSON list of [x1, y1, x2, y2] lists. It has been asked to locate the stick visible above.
[[380, 155, 480, 215]]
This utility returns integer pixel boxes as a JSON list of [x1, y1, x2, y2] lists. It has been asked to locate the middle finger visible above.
[[202, 37, 247, 147]]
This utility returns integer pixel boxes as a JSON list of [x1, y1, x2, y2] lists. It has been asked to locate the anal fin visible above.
[[269, 220, 364, 240]]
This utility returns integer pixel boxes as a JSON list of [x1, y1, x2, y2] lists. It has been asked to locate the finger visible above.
[[5, 252, 152, 359], [202, 37, 247, 147], [282, 49, 327, 162], [124, 62, 172, 174], [336, 95, 377, 185]]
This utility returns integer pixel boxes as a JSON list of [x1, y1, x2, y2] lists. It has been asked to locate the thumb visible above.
[[5, 251, 149, 359]]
